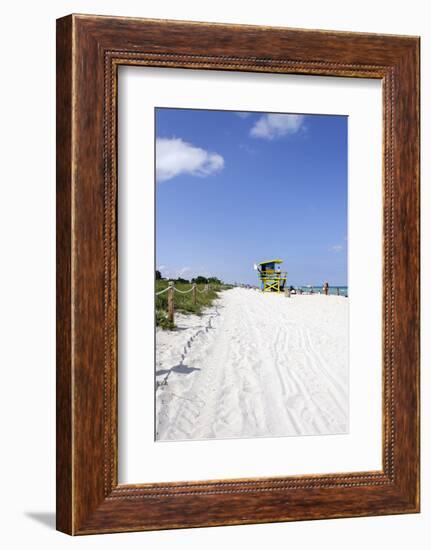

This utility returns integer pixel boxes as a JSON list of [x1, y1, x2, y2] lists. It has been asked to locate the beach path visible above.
[[156, 287, 348, 441]]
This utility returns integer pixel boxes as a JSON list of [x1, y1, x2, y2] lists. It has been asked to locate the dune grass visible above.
[[156, 281, 229, 329]]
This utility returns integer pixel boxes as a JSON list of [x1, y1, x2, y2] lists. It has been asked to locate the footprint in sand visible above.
[[300, 408, 314, 424], [286, 394, 306, 410], [242, 381, 260, 394]]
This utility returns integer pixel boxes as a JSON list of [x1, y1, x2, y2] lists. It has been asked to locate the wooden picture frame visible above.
[[56, 14, 420, 535]]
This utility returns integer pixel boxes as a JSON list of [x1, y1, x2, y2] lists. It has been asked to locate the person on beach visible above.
[[323, 281, 329, 295]]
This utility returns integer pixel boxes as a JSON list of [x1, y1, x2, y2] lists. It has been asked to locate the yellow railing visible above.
[[259, 271, 287, 279], [258, 271, 288, 293]]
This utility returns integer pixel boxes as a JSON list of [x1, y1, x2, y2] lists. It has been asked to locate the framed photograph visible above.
[[56, 14, 420, 534]]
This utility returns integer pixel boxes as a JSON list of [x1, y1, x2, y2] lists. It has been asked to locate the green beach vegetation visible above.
[[156, 275, 233, 329]]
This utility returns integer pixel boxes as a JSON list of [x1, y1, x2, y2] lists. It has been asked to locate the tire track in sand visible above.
[[156, 289, 348, 440]]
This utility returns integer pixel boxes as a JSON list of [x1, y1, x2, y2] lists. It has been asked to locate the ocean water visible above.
[[295, 286, 348, 297]]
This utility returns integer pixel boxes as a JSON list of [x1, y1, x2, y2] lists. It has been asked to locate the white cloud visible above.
[[176, 267, 191, 277], [329, 244, 343, 253], [250, 113, 305, 140], [156, 138, 224, 182]]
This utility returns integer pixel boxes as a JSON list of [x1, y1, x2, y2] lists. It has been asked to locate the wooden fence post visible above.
[[168, 281, 175, 324], [192, 283, 197, 305], [285, 287, 291, 298], [336, 287, 340, 296]]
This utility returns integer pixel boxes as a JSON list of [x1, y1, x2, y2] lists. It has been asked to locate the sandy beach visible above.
[[155, 287, 348, 441]]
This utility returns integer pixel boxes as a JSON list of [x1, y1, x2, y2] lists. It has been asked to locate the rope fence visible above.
[[155, 286, 171, 296], [173, 287, 194, 294], [196, 288, 209, 294], [156, 281, 212, 324]]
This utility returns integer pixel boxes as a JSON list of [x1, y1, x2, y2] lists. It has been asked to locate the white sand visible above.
[[155, 288, 348, 441]]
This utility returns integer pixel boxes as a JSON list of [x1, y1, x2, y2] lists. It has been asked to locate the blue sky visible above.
[[155, 108, 347, 286]]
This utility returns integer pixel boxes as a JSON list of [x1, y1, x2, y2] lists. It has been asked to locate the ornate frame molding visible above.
[[57, 15, 419, 534]]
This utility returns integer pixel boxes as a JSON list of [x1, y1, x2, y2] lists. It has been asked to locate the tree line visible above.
[[155, 270, 222, 286]]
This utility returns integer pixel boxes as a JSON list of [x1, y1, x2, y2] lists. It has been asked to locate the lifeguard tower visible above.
[[255, 259, 287, 293]]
